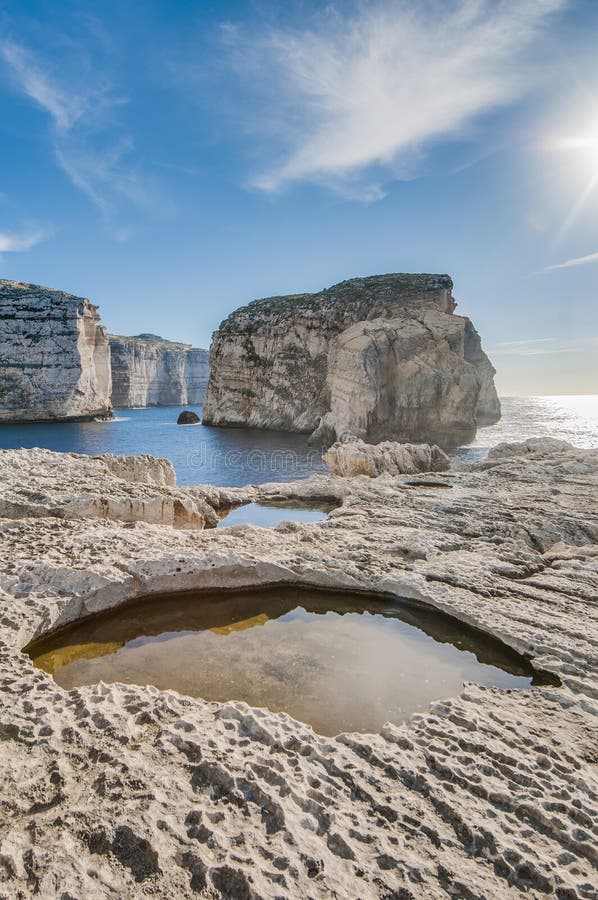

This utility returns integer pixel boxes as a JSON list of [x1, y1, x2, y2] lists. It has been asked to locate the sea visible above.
[[0, 395, 596, 487]]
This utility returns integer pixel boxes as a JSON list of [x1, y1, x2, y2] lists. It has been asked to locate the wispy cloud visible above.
[[491, 336, 598, 357], [223, 0, 566, 197], [543, 250, 598, 271], [0, 36, 161, 224], [0, 229, 47, 252]]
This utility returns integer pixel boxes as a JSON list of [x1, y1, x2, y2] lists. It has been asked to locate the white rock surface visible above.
[[95, 453, 177, 487], [324, 439, 450, 477], [109, 334, 209, 407], [0, 448, 219, 529], [203, 274, 501, 446], [0, 280, 112, 422], [0, 442, 596, 897]]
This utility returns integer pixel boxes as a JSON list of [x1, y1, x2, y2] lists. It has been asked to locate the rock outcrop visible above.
[[324, 439, 450, 477], [0, 448, 220, 529], [177, 410, 200, 425], [0, 280, 112, 423], [203, 273, 501, 446], [0, 441, 596, 897], [109, 333, 209, 408]]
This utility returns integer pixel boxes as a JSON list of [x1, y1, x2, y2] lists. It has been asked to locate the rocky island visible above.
[[0, 280, 112, 423], [109, 334, 209, 408], [203, 274, 501, 446]]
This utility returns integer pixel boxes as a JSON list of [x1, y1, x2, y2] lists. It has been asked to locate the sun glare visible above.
[[552, 129, 598, 162]]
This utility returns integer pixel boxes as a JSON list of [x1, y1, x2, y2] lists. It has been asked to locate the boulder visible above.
[[324, 439, 451, 477], [177, 410, 200, 425]]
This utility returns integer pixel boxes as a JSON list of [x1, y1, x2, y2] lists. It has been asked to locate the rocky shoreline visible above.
[[0, 439, 597, 898]]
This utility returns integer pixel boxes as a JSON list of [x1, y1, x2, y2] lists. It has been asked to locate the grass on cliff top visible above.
[[218, 272, 453, 330], [108, 333, 193, 349]]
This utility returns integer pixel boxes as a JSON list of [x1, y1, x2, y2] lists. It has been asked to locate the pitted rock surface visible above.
[[0, 440, 596, 898]]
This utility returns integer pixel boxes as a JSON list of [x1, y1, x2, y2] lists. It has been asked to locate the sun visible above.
[[543, 120, 598, 237], [554, 129, 598, 163]]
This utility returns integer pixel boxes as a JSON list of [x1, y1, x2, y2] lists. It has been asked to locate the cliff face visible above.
[[109, 334, 209, 408], [203, 274, 501, 446], [0, 280, 112, 423]]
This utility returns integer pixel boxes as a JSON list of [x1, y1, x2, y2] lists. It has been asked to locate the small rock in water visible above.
[[177, 410, 200, 425]]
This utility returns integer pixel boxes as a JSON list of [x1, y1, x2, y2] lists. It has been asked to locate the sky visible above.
[[0, 0, 597, 396]]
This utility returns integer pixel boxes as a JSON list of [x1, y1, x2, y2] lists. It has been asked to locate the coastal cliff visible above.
[[109, 334, 209, 408], [0, 280, 112, 423], [202, 273, 501, 446]]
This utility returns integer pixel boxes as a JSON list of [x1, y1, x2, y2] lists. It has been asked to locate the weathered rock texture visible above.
[[0, 280, 112, 422], [203, 274, 501, 446], [109, 333, 209, 408], [0, 440, 596, 898], [0, 448, 221, 529], [324, 439, 450, 477]]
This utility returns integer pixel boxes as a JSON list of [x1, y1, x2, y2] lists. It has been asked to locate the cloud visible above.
[[0, 230, 47, 252], [224, 0, 566, 196], [491, 336, 598, 357], [0, 36, 160, 223], [543, 250, 598, 271]]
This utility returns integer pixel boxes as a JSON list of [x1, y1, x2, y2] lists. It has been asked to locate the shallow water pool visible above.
[[27, 587, 556, 736], [217, 500, 334, 528]]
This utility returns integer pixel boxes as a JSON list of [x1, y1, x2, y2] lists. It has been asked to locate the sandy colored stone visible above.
[[0, 280, 112, 423], [203, 274, 500, 446], [0, 440, 596, 898], [109, 334, 209, 408], [0, 448, 218, 529], [324, 439, 450, 477]]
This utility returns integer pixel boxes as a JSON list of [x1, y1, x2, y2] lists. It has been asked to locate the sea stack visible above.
[[202, 273, 501, 446], [109, 334, 209, 408], [0, 280, 112, 423]]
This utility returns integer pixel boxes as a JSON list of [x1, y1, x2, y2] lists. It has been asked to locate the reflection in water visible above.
[[27, 587, 557, 736], [217, 500, 335, 528]]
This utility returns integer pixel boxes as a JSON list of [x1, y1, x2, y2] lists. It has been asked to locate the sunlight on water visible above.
[[460, 395, 598, 461], [0, 396, 595, 484]]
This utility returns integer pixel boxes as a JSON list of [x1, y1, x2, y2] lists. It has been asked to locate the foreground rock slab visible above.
[[0, 441, 597, 898], [0, 448, 223, 529]]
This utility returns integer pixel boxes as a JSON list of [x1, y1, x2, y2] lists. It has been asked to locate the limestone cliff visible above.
[[202, 273, 500, 446], [109, 334, 209, 408], [0, 280, 112, 423]]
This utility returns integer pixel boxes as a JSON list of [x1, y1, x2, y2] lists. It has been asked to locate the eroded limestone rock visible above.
[[324, 439, 450, 477], [0, 442, 596, 898], [203, 273, 500, 446], [0, 448, 217, 529], [109, 333, 209, 408], [0, 280, 112, 422]]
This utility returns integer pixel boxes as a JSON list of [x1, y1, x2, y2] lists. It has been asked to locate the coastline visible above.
[[0, 440, 596, 897]]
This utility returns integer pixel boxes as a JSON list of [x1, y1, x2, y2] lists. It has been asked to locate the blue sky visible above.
[[0, 0, 597, 395]]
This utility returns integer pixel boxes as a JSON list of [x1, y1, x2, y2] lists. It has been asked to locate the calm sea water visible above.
[[0, 396, 596, 486]]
